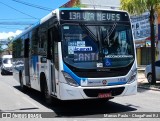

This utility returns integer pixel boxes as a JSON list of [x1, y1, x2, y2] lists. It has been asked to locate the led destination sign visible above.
[[60, 10, 129, 22]]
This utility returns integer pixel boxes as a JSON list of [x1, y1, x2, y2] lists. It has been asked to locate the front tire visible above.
[[19, 74, 27, 91], [41, 76, 52, 105], [147, 73, 152, 83], [44, 81, 52, 104]]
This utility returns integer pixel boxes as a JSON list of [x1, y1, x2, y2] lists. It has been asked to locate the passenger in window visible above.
[[108, 30, 120, 54]]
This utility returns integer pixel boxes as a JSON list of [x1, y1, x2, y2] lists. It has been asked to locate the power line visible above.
[[0, 22, 34, 25], [0, 27, 24, 30], [0, 26, 26, 29], [11, 0, 53, 11], [0, 1, 38, 20], [0, 18, 39, 20]]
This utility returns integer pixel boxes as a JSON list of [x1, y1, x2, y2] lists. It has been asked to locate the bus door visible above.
[[24, 38, 30, 86], [48, 28, 58, 95]]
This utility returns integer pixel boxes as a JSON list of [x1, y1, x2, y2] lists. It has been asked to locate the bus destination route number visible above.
[[60, 10, 129, 22]]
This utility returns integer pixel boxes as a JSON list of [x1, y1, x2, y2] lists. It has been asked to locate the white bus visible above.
[[12, 8, 137, 104]]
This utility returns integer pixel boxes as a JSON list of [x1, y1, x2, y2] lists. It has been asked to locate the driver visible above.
[[107, 30, 119, 54]]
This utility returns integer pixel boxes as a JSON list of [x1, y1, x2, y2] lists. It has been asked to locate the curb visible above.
[[138, 85, 160, 91]]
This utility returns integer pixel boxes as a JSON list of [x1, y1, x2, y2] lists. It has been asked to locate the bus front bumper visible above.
[[59, 80, 137, 100]]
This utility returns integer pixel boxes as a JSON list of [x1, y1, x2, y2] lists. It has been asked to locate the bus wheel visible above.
[[41, 77, 52, 105], [20, 75, 27, 92]]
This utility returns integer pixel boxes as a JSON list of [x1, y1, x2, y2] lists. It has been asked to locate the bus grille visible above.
[[83, 87, 125, 97], [75, 71, 127, 78]]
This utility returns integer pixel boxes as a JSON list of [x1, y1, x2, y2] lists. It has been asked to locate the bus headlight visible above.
[[127, 69, 137, 84], [62, 72, 79, 87]]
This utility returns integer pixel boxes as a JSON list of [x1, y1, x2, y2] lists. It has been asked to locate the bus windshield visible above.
[[62, 23, 134, 69]]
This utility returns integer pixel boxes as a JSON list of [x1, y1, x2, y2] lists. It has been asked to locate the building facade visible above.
[[80, 0, 120, 9], [131, 12, 158, 65], [62, 0, 120, 9]]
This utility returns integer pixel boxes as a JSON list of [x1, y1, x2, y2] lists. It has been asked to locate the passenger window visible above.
[[38, 24, 47, 55]]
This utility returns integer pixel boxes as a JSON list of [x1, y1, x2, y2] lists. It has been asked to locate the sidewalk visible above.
[[138, 72, 160, 91]]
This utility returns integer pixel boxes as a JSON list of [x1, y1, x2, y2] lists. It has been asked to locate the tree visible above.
[[0, 44, 3, 54], [72, 0, 86, 8], [60, 0, 86, 8], [121, 0, 160, 85], [6, 36, 14, 55]]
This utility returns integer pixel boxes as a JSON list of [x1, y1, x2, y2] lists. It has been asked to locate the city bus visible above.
[[12, 8, 137, 104]]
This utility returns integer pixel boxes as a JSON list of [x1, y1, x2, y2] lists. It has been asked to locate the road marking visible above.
[[22, 97, 39, 108], [7, 85, 21, 95], [13, 89, 21, 95], [7, 85, 12, 89]]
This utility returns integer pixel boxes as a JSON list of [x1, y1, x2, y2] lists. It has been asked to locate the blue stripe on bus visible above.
[[32, 56, 38, 73], [63, 63, 127, 86], [59, 8, 81, 10], [108, 82, 127, 86], [63, 63, 86, 85]]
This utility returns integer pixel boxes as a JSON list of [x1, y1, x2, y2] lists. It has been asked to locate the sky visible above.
[[0, 0, 69, 40]]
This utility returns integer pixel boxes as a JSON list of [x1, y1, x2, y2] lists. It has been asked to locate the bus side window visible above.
[[47, 29, 53, 60], [48, 27, 59, 70], [54, 42, 59, 70], [48, 27, 56, 59], [38, 24, 47, 55], [53, 26, 60, 42], [24, 38, 29, 58]]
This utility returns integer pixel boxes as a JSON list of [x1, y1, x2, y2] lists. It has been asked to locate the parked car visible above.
[[0, 58, 2, 67], [1, 55, 13, 75], [145, 60, 160, 83]]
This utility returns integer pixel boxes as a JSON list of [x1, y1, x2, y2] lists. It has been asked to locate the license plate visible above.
[[98, 93, 112, 98]]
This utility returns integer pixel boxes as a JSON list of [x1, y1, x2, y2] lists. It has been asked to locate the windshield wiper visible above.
[[79, 23, 97, 43], [79, 23, 105, 62], [103, 23, 117, 44]]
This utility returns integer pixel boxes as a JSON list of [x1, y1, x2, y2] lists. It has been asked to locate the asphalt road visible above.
[[0, 74, 160, 120]]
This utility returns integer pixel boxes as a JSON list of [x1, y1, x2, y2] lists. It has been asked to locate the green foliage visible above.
[[72, 0, 83, 7], [0, 44, 3, 53], [2, 36, 14, 55], [72, 4, 87, 8], [120, 0, 160, 15], [60, 0, 87, 8]]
